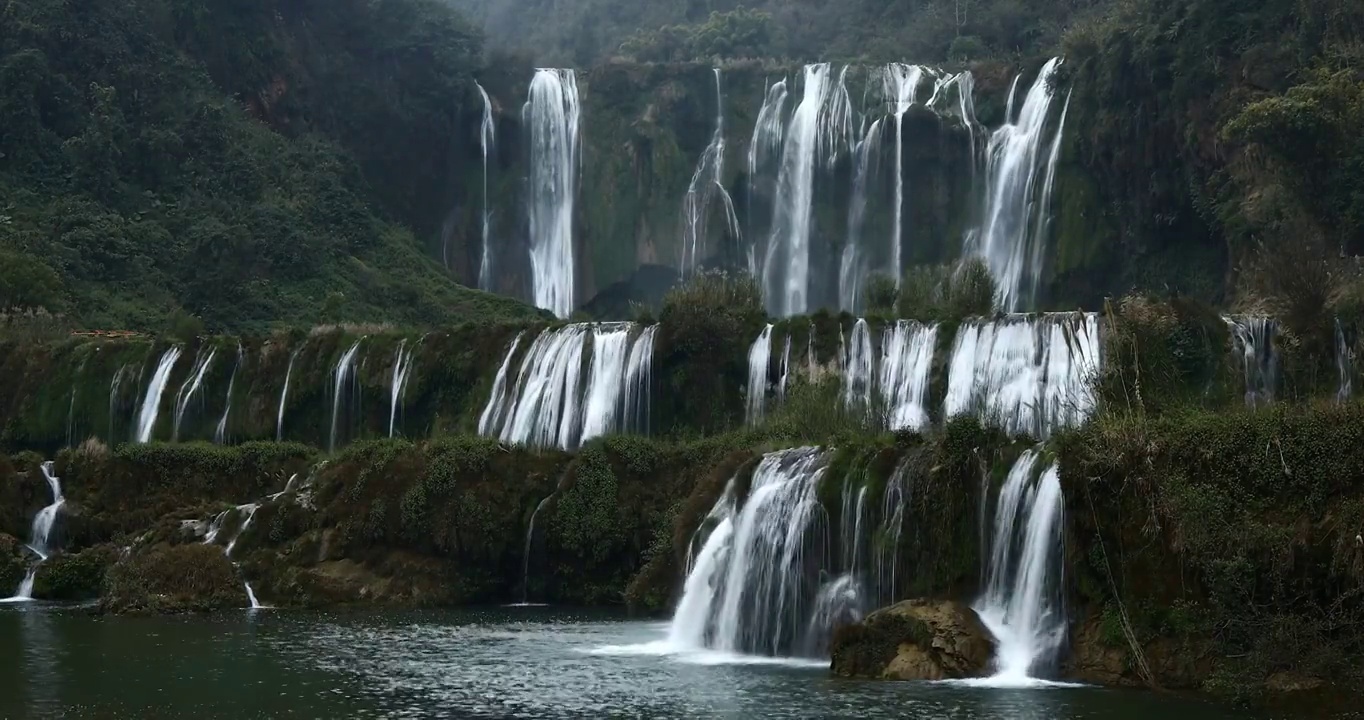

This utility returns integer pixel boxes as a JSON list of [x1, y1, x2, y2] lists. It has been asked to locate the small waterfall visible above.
[[135, 347, 183, 443], [746, 78, 789, 276], [480, 324, 654, 449], [667, 448, 839, 656], [476, 81, 497, 291], [944, 313, 1101, 439], [109, 362, 136, 440], [621, 325, 658, 435], [478, 331, 526, 436], [204, 502, 266, 609], [842, 319, 874, 411], [842, 118, 883, 313], [224, 503, 259, 558], [874, 459, 912, 605], [881, 64, 929, 287], [329, 340, 363, 452], [746, 324, 774, 425], [520, 496, 552, 605], [1336, 319, 1352, 403], [974, 451, 1067, 682], [680, 68, 741, 276], [524, 68, 580, 318], [777, 334, 793, 402], [172, 347, 218, 441], [389, 340, 416, 438], [974, 57, 1067, 312], [1225, 316, 1279, 407], [5, 461, 65, 601], [763, 64, 846, 317], [579, 324, 632, 443], [276, 349, 298, 442], [879, 320, 939, 431], [214, 345, 243, 444]]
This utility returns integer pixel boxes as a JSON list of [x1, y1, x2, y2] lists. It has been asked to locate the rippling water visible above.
[[0, 603, 1319, 719]]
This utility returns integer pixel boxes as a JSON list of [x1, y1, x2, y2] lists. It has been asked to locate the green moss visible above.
[[102, 543, 246, 614]]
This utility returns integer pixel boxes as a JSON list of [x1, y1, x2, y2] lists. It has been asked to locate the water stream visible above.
[[2, 462, 64, 602], [134, 347, 182, 443]]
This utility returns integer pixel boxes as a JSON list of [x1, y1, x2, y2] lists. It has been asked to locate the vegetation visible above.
[[0, 0, 541, 332]]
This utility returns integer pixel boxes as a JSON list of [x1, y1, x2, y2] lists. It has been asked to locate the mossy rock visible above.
[[100, 543, 246, 614], [0, 533, 29, 593], [33, 545, 120, 601], [830, 598, 992, 681]]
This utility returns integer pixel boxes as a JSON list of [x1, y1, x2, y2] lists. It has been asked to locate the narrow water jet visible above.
[[1337, 318, 1352, 403], [521, 496, 552, 605], [389, 340, 415, 438], [135, 347, 183, 443], [277, 349, 298, 442], [842, 319, 874, 412], [680, 68, 740, 276], [214, 344, 243, 444], [172, 347, 218, 441], [329, 340, 363, 452], [881, 64, 928, 287], [476, 81, 496, 291], [746, 324, 774, 425]]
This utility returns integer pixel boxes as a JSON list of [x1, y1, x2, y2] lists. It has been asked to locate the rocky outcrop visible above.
[[830, 599, 993, 681], [33, 545, 119, 601], [100, 543, 246, 614], [0, 532, 29, 593]]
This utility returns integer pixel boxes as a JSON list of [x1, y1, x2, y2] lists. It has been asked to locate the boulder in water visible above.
[[830, 598, 993, 680]]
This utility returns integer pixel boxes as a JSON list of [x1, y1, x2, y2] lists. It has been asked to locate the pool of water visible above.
[[0, 603, 1317, 718]]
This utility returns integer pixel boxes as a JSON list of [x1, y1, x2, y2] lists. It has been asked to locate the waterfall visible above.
[[763, 64, 843, 317], [134, 346, 182, 443], [777, 334, 793, 402], [519, 496, 552, 605], [109, 362, 137, 440], [974, 57, 1067, 312], [524, 68, 580, 318], [874, 459, 912, 605], [746, 78, 789, 276], [1336, 319, 1352, 403], [745, 324, 774, 425], [214, 345, 243, 444], [667, 448, 842, 657], [329, 340, 363, 452], [171, 347, 217, 441], [389, 340, 416, 438], [479, 323, 656, 449], [974, 451, 1067, 683], [1225, 316, 1279, 407], [944, 313, 1101, 439], [277, 349, 298, 442], [680, 68, 741, 276], [3, 461, 65, 601], [204, 502, 267, 609], [579, 324, 632, 443], [879, 321, 939, 431], [476, 81, 496, 291], [881, 64, 929, 288], [842, 319, 874, 411], [478, 331, 526, 436], [842, 118, 882, 313], [621, 325, 658, 435]]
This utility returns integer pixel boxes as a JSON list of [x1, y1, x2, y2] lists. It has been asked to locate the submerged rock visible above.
[[100, 543, 246, 614], [830, 598, 993, 681]]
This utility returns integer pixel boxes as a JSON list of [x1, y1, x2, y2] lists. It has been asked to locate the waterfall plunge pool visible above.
[[0, 604, 1307, 719]]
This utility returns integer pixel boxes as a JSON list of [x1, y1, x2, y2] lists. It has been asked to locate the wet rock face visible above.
[[830, 598, 993, 681]]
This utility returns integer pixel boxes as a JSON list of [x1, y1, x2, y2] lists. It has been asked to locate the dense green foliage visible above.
[[0, 0, 541, 332]]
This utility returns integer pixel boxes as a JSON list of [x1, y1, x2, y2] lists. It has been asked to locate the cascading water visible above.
[[746, 78, 789, 276], [842, 118, 882, 313], [214, 345, 243, 444], [135, 347, 183, 443], [524, 68, 580, 318], [879, 321, 938, 430], [3, 461, 65, 601], [329, 340, 363, 452], [944, 313, 1101, 439], [745, 324, 774, 425], [476, 81, 496, 291], [480, 324, 657, 449], [579, 324, 632, 443], [621, 325, 658, 435], [777, 335, 793, 402], [680, 68, 740, 276], [204, 502, 265, 610], [764, 64, 842, 317], [1225, 316, 1279, 407], [881, 64, 929, 287], [389, 340, 416, 438], [277, 350, 298, 442], [974, 450, 1067, 684], [873, 459, 912, 605], [109, 362, 137, 441], [842, 319, 874, 412], [1336, 319, 1352, 403], [172, 347, 217, 441], [667, 448, 842, 657], [973, 57, 1067, 312]]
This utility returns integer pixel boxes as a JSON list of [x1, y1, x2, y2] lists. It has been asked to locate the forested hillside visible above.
[[0, 0, 542, 332]]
